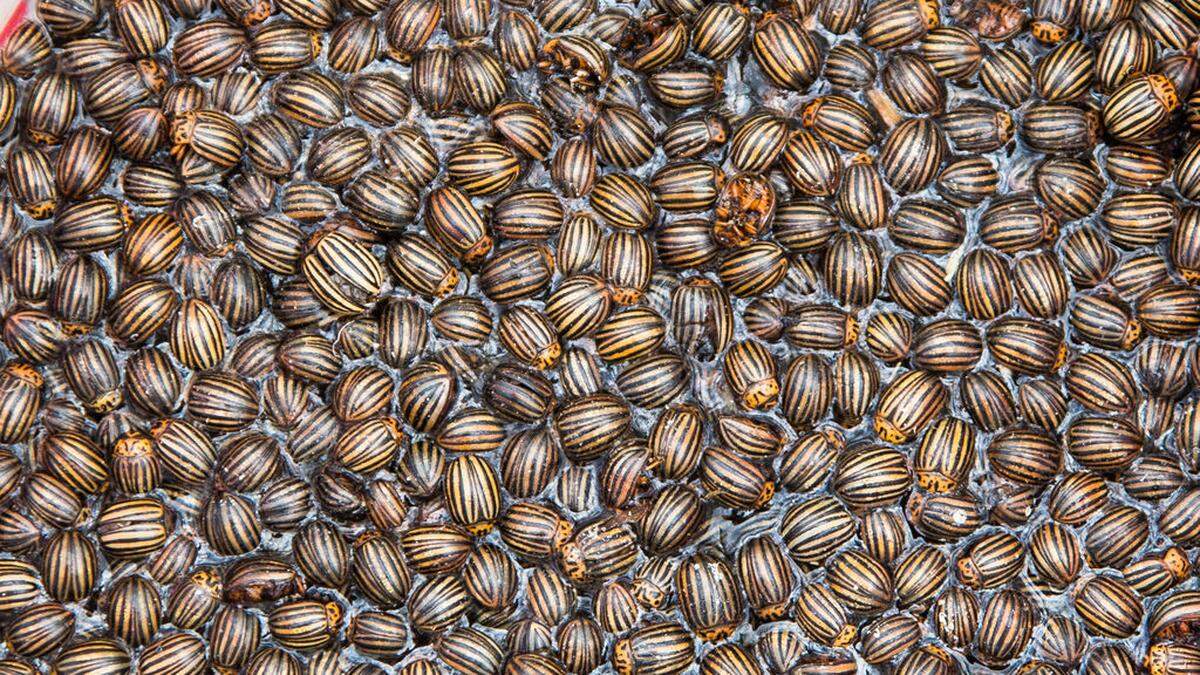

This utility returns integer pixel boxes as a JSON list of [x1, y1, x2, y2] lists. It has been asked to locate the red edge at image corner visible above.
[[0, 0, 30, 50]]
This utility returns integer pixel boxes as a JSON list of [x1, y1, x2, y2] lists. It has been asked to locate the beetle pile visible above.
[[3, 0, 1200, 671]]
